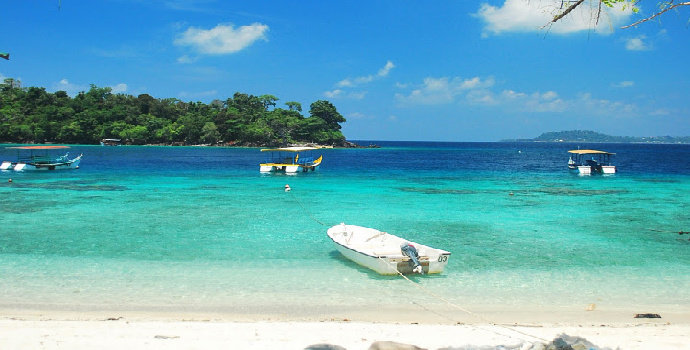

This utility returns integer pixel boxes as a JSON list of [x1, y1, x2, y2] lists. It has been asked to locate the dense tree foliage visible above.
[[0, 78, 347, 146]]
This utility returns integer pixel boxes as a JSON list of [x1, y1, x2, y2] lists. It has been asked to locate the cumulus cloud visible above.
[[395, 75, 641, 115], [326, 60, 394, 99], [625, 35, 650, 51], [174, 22, 269, 55], [395, 76, 495, 105], [336, 60, 396, 88], [53, 79, 87, 96], [111, 83, 128, 94], [324, 89, 366, 99], [613, 80, 635, 88], [476, 0, 634, 36], [51, 79, 128, 96], [577, 92, 637, 116]]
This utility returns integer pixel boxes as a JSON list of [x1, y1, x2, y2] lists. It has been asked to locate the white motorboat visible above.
[[1, 146, 82, 171], [567, 149, 616, 175], [327, 223, 451, 275]]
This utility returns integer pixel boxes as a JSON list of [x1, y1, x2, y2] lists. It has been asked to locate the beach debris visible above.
[[634, 313, 661, 318], [154, 335, 180, 339], [304, 344, 346, 350], [585, 303, 596, 311], [369, 341, 426, 350], [438, 334, 612, 350]]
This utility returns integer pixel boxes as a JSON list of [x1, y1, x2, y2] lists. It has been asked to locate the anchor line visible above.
[[377, 256, 548, 343], [288, 190, 328, 226]]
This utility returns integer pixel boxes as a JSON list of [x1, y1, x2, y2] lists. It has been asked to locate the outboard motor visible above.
[[400, 242, 423, 274]]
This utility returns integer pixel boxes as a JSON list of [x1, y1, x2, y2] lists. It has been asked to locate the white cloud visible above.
[[650, 108, 670, 116], [613, 80, 635, 88], [326, 60, 393, 99], [53, 79, 87, 96], [51, 79, 128, 96], [111, 83, 128, 94], [577, 92, 637, 116], [625, 35, 650, 51], [336, 60, 396, 88], [395, 76, 495, 105], [324, 89, 343, 98], [324, 89, 366, 100], [476, 0, 634, 36], [176, 55, 198, 64], [174, 22, 269, 55]]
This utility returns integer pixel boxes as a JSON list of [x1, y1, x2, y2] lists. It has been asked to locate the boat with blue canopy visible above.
[[259, 146, 322, 173]]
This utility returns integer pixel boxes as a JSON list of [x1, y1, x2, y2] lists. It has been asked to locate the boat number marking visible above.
[[437, 255, 448, 262]]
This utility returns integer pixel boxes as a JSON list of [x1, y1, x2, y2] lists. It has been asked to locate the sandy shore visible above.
[[1, 311, 688, 350]]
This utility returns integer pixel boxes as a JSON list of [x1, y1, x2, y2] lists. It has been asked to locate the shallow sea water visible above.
[[1, 142, 689, 320]]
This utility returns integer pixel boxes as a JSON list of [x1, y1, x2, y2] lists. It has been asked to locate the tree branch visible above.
[[621, 2, 690, 28], [547, 0, 586, 26]]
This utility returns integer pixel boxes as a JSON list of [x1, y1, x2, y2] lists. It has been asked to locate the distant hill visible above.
[[503, 130, 690, 144]]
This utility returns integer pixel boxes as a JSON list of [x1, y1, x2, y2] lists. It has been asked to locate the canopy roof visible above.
[[261, 147, 317, 152], [568, 149, 615, 155], [8, 146, 70, 150]]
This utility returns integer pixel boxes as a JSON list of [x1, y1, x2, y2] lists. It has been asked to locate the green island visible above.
[[0, 78, 353, 147], [503, 130, 690, 144]]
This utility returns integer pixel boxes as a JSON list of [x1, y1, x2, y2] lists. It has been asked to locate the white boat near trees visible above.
[[259, 147, 322, 173], [567, 149, 616, 175], [327, 223, 451, 275], [1, 146, 82, 171]]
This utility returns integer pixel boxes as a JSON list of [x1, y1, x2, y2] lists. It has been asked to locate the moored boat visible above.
[[1, 146, 82, 171], [327, 223, 451, 275], [567, 149, 616, 175], [100, 138, 122, 146], [259, 147, 322, 173]]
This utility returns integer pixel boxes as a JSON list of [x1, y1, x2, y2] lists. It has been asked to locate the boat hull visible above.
[[577, 165, 592, 175], [601, 165, 616, 174], [5, 156, 81, 171], [0, 161, 13, 170], [259, 163, 320, 173], [327, 224, 450, 275]]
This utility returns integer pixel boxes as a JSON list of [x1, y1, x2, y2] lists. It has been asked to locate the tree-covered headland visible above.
[[0, 78, 348, 146]]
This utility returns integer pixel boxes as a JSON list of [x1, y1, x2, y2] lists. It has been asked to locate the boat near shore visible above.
[[327, 223, 451, 275], [1, 146, 82, 171], [259, 147, 322, 173], [100, 138, 122, 146], [567, 149, 616, 175]]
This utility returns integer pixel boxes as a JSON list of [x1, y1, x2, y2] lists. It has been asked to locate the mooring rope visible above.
[[378, 257, 548, 343], [287, 188, 328, 226]]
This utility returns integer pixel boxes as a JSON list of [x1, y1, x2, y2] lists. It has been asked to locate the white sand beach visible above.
[[1, 309, 688, 350]]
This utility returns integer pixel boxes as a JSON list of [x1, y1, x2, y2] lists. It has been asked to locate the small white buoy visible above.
[[284, 184, 291, 192]]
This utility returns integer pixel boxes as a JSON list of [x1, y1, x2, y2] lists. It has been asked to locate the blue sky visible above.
[[1, 0, 688, 141]]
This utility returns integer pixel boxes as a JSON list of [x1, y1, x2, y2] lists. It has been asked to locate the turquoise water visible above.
[[1, 142, 689, 319]]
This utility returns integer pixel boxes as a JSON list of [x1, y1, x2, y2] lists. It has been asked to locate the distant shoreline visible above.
[[502, 130, 690, 144]]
